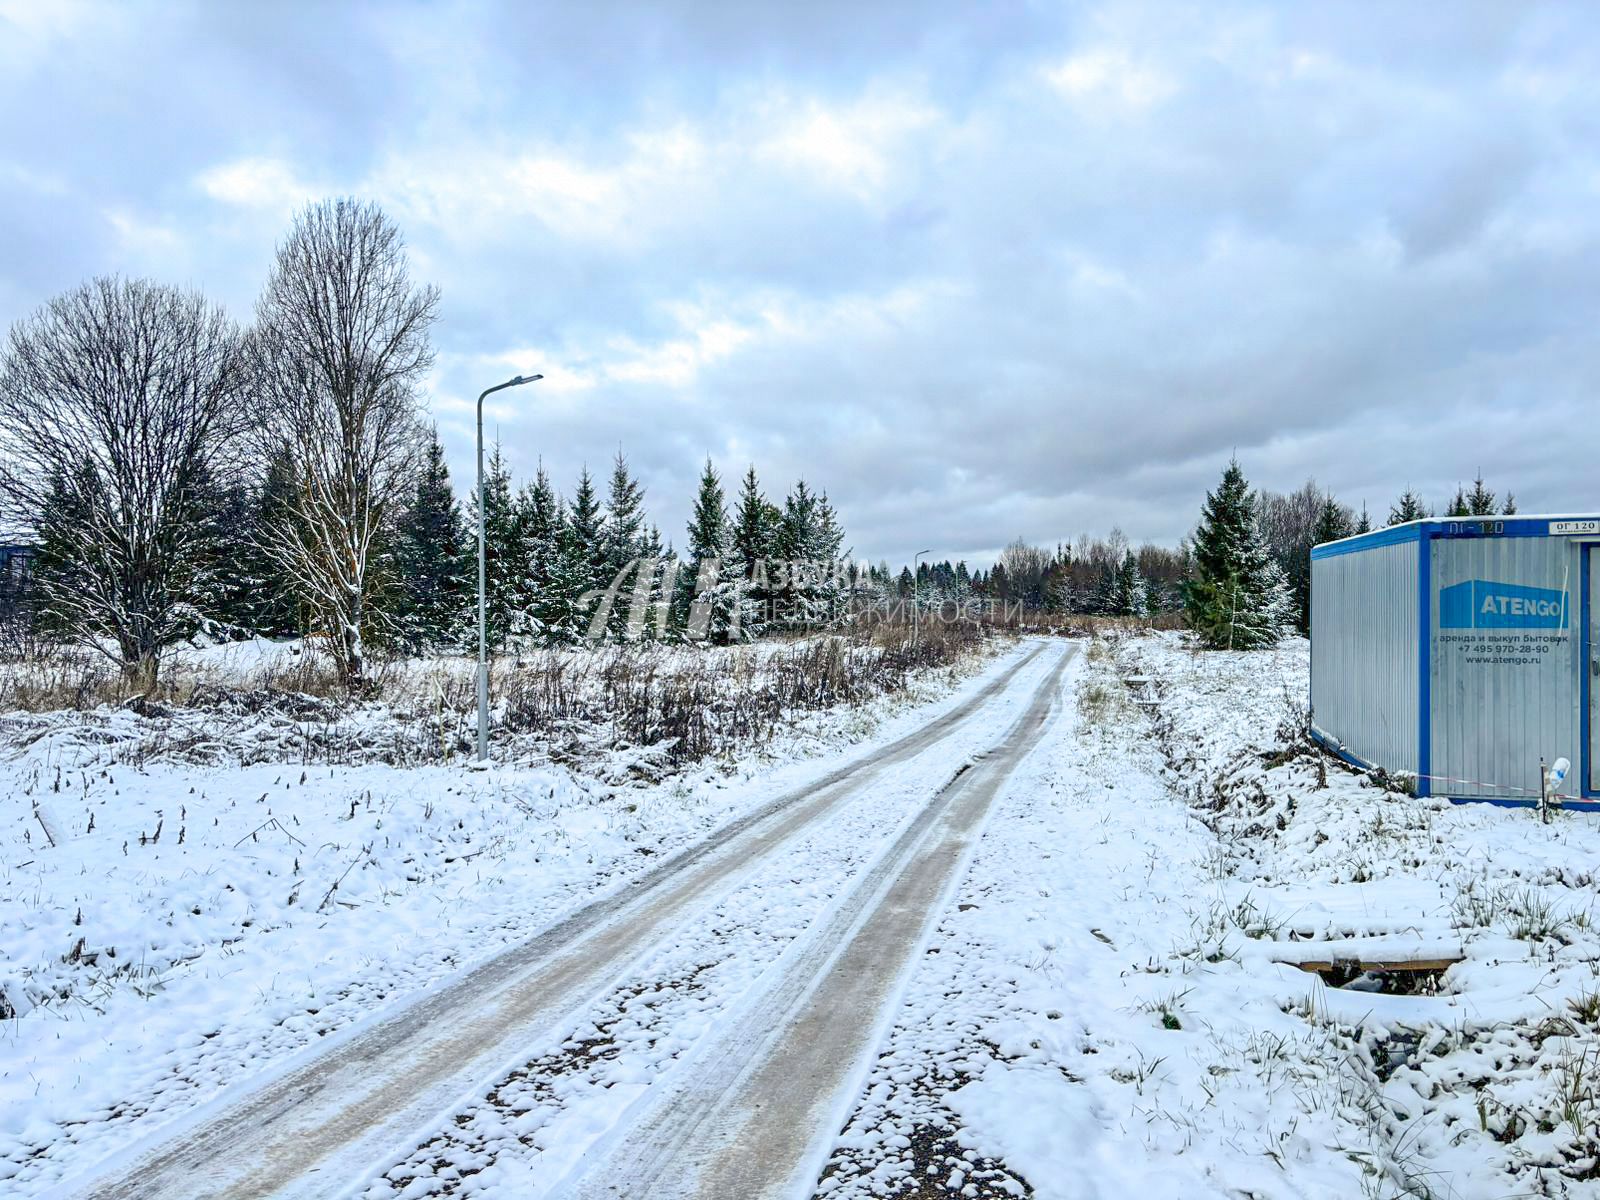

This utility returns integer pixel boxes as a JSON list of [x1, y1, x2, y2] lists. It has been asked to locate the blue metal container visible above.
[[1310, 516, 1600, 807]]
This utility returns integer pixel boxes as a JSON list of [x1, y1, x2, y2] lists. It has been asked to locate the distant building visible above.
[[0, 543, 35, 580], [0, 543, 36, 625]]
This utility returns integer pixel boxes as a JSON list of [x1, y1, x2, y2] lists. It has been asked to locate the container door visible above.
[[1592, 547, 1600, 794]]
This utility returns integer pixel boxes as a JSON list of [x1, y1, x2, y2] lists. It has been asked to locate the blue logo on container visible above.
[[1439, 580, 1569, 629]]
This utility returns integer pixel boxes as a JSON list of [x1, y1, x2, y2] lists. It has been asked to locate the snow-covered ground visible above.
[[0, 635, 1015, 1194], [10, 628, 1600, 1199], [820, 633, 1600, 1199]]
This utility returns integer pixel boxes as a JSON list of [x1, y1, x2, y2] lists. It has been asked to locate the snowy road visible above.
[[56, 640, 1073, 1200], [559, 642, 1073, 1200]]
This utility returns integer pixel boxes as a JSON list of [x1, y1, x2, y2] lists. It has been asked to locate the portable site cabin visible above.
[[1310, 515, 1600, 808]]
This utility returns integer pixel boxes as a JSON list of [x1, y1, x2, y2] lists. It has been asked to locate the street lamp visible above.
[[913, 549, 932, 646], [475, 373, 542, 766]]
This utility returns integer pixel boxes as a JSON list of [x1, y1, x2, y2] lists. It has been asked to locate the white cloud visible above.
[[195, 157, 317, 212], [363, 124, 715, 248], [0, 0, 90, 31], [756, 93, 937, 200], [1044, 48, 1178, 111], [504, 155, 628, 239], [105, 209, 182, 259]]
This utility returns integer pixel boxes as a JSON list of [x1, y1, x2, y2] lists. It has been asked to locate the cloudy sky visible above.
[[2, 1, 1597, 565]]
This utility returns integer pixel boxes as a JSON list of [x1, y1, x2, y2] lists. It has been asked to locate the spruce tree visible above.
[[34, 456, 225, 666], [1312, 494, 1353, 547], [391, 429, 467, 651], [567, 468, 605, 582], [518, 465, 563, 640], [467, 442, 522, 648], [1141, 575, 1164, 618], [1091, 562, 1118, 616], [990, 563, 1010, 606], [222, 446, 305, 638], [32, 463, 109, 643], [1184, 459, 1291, 650], [814, 492, 849, 624], [601, 451, 646, 577], [679, 458, 738, 642], [1114, 551, 1145, 617], [1047, 566, 1078, 614], [1466, 473, 1497, 516], [1388, 488, 1429, 526], [597, 452, 648, 640], [730, 466, 776, 635], [775, 480, 824, 626], [638, 522, 677, 640], [520, 466, 563, 581], [205, 474, 268, 636], [541, 503, 595, 644], [776, 480, 818, 558], [1354, 503, 1372, 535], [1301, 494, 1355, 636]]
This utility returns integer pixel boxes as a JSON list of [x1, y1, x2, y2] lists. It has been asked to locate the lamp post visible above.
[[475, 373, 542, 766], [913, 549, 932, 647]]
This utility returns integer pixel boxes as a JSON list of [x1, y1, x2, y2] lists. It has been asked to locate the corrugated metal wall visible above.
[[1311, 540, 1420, 777], [1429, 538, 1582, 801]]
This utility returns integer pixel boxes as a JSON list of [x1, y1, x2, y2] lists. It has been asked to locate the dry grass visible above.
[[497, 617, 998, 767], [0, 642, 375, 713], [0, 615, 1010, 772]]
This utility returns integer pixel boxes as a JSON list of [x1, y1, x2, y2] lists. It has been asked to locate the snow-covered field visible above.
[[0, 635, 1011, 1194], [821, 633, 1600, 1199], [9, 628, 1600, 1199]]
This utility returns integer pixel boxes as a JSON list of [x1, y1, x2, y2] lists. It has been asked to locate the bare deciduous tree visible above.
[[250, 198, 438, 690], [996, 537, 1054, 608], [0, 277, 245, 685], [1256, 479, 1327, 635]]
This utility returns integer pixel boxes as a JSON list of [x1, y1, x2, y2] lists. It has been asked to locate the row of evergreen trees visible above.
[[199, 436, 855, 652], [378, 450, 1524, 655], [1388, 474, 1516, 524], [890, 539, 1188, 619]]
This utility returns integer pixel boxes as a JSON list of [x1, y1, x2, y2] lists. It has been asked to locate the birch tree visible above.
[[0, 277, 245, 685], [249, 198, 438, 689]]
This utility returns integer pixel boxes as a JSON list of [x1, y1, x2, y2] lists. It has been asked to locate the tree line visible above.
[[0, 198, 856, 689], [972, 463, 1524, 653], [872, 536, 1189, 620]]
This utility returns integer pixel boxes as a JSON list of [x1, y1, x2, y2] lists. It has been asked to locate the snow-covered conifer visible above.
[[1185, 459, 1291, 650]]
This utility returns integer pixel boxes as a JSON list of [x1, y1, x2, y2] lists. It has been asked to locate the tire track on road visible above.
[[555, 643, 1075, 1200]]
